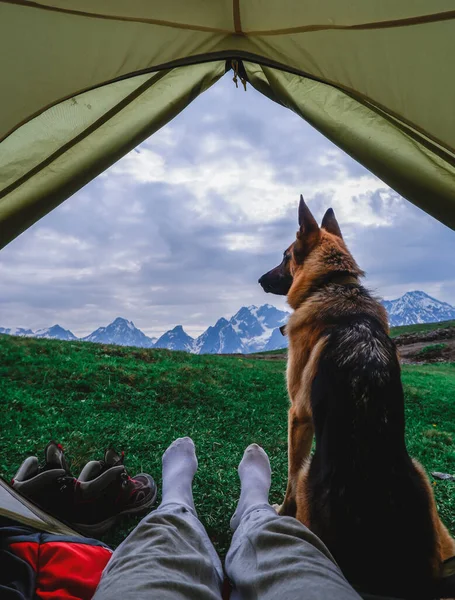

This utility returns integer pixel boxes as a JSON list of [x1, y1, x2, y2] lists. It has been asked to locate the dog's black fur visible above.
[[307, 311, 436, 598]]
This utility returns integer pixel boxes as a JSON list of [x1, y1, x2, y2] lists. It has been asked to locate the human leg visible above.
[[94, 438, 223, 600], [226, 444, 362, 600]]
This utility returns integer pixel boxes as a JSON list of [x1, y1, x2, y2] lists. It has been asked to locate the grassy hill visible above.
[[389, 319, 455, 338], [1, 334, 455, 555]]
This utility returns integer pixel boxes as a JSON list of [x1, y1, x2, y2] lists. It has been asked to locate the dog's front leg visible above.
[[278, 406, 314, 517]]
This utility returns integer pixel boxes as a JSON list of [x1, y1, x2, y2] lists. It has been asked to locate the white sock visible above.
[[230, 444, 272, 531], [160, 437, 198, 511]]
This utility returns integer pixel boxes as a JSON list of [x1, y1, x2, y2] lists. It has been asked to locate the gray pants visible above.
[[94, 501, 363, 600]]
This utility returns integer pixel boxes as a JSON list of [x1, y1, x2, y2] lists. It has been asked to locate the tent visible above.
[[0, 478, 79, 536], [1, 1, 455, 250]]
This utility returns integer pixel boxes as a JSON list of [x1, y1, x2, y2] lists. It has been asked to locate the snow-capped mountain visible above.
[[154, 325, 194, 352], [381, 291, 455, 327], [0, 327, 34, 337], [193, 318, 232, 354], [193, 304, 289, 354], [34, 325, 77, 341], [264, 326, 288, 352], [82, 317, 155, 347]]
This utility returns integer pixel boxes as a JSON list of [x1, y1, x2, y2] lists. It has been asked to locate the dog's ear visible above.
[[321, 208, 343, 239], [294, 195, 320, 262], [298, 195, 319, 234]]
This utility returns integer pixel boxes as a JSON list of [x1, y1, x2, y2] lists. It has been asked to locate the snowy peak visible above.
[[34, 325, 77, 341], [218, 323, 244, 354], [256, 304, 289, 328], [111, 317, 136, 329], [0, 325, 75, 340], [194, 304, 290, 355], [382, 291, 455, 327], [154, 325, 194, 352], [214, 318, 229, 329], [0, 327, 34, 337], [264, 327, 288, 352], [82, 317, 155, 348], [231, 306, 264, 339], [192, 318, 230, 354]]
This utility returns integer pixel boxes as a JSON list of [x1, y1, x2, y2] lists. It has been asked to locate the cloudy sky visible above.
[[1, 74, 454, 338]]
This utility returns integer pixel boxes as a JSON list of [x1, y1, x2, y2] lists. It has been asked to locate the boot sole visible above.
[[73, 486, 158, 537]]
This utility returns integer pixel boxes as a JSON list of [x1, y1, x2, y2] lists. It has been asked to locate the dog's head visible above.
[[258, 195, 343, 297]]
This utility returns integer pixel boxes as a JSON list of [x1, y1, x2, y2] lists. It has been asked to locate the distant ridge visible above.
[[2, 291, 454, 354]]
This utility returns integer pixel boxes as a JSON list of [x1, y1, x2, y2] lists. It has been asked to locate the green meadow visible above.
[[1, 332, 454, 554]]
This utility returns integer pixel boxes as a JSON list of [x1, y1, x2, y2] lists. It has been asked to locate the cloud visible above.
[[0, 75, 453, 338]]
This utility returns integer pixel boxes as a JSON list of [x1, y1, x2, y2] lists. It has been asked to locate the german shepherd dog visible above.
[[259, 197, 455, 599]]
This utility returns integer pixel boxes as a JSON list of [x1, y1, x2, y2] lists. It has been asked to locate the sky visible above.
[[1, 74, 454, 339]]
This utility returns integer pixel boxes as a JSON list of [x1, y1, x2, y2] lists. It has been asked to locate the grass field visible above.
[[1, 334, 455, 555]]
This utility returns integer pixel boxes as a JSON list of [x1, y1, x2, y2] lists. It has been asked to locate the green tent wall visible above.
[[1, 0, 455, 248]]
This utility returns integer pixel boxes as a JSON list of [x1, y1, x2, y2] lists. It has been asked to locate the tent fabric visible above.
[[0, 478, 80, 536], [0, 61, 225, 248], [1, 0, 455, 246], [245, 63, 455, 228]]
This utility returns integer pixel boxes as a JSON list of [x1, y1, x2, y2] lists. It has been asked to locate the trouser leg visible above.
[[94, 503, 223, 600], [226, 505, 362, 600]]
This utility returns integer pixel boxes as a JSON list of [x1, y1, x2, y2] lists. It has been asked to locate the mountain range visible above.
[[1, 291, 455, 354]]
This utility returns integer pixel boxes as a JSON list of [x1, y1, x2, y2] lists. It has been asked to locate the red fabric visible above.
[[10, 540, 39, 571], [11, 541, 112, 599]]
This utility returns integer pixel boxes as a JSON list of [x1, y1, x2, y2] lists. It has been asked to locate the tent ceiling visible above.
[[1, 0, 454, 247]]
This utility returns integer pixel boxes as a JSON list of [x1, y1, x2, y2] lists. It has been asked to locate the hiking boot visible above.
[[74, 448, 157, 535], [11, 441, 76, 522]]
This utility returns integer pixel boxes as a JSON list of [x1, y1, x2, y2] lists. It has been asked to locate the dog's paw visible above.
[[272, 503, 281, 513]]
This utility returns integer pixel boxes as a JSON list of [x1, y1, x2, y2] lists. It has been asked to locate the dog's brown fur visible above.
[[259, 197, 455, 598]]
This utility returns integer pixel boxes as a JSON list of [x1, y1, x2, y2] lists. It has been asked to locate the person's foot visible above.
[[230, 444, 271, 531], [161, 437, 198, 511]]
